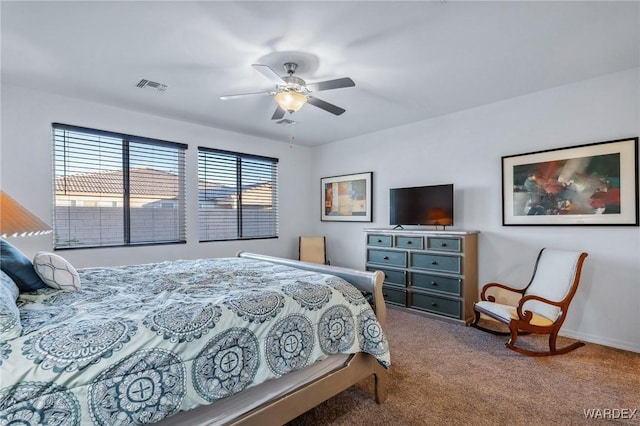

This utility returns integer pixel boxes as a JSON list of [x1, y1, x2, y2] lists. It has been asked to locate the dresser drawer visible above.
[[411, 253, 461, 274], [410, 272, 461, 296], [368, 267, 406, 286], [383, 285, 406, 306], [368, 234, 392, 247], [427, 237, 461, 252], [368, 249, 407, 267], [411, 292, 461, 318], [396, 236, 424, 249]]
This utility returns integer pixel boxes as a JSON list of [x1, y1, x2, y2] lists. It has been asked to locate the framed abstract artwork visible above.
[[321, 172, 373, 222], [502, 137, 638, 226]]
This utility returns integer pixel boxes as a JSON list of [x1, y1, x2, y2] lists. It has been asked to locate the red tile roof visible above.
[[56, 168, 181, 197]]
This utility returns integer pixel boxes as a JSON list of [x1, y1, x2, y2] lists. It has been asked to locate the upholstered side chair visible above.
[[298, 236, 329, 265], [471, 248, 588, 356]]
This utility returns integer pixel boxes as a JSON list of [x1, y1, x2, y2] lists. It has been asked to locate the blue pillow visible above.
[[0, 239, 47, 292]]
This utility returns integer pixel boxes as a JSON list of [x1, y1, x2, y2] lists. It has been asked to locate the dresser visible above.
[[365, 229, 479, 325]]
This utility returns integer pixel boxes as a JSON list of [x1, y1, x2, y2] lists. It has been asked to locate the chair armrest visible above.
[[480, 282, 525, 303], [515, 294, 563, 323]]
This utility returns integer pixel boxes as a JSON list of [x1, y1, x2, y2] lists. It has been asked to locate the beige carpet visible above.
[[288, 308, 639, 425]]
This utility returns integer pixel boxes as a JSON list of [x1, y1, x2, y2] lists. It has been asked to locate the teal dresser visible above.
[[365, 229, 479, 325]]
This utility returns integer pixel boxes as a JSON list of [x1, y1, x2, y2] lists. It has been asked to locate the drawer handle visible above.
[[407, 241, 412, 244], [430, 281, 438, 286], [431, 302, 438, 307], [377, 239, 382, 243], [441, 242, 447, 247], [431, 261, 438, 265], [383, 256, 389, 260]]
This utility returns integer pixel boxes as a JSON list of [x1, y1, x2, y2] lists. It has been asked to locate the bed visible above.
[[0, 251, 389, 426]]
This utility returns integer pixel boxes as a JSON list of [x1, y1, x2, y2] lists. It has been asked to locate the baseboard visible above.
[[560, 329, 640, 353]]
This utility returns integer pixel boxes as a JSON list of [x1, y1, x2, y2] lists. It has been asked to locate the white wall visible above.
[[0, 84, 315, 267], [311, 69, 640, 352]]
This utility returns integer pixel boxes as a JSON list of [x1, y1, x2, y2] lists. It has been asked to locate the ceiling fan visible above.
[[220, 62, 355, 120]]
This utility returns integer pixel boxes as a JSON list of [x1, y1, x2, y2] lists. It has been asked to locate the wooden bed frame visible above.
[[165, 252, 389, 426]]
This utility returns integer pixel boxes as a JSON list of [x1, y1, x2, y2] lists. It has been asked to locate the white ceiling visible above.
[[2, 1, 638, 147]]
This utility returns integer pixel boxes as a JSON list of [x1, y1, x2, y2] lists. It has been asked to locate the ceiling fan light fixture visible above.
[[274, 90, 307, 113], [221, 62, 353, 118]]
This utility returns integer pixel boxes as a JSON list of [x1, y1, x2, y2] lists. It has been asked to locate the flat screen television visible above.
[[389, 184, 454, 227]]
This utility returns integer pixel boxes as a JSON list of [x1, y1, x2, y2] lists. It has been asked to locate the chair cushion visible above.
[[475, 301, 555, 327], [524, 249, 582, 321]]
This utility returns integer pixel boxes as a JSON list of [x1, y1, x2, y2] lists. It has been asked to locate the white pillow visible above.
[[33, 252, 81, 292]]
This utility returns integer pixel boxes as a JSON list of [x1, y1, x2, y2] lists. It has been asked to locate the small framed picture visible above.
[[321, 172, 373, 222]]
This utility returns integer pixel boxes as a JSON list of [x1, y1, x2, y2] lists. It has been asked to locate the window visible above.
[[53, 123, 187, 249], [198, 147, 278, 241]]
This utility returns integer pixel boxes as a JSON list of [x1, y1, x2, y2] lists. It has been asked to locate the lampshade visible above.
[[274, 90, 307, 113], [0, 191, 52, 238]]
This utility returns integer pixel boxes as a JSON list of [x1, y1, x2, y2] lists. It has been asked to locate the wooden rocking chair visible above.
[[471, 248, 588, 356]]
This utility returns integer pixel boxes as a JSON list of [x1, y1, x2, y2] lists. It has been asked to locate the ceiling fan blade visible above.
[[271, 106, 286, 120], [252, 64, 287, 85], [219, 91, 272, 100], [307, 96, 346, 116], [306, 77, 355, 92]]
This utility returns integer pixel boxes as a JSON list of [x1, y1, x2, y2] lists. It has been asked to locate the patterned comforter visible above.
[[0, 257, 390, 425]]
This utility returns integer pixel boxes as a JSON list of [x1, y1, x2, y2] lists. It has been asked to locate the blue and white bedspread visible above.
[[0, 257, 390, 425]]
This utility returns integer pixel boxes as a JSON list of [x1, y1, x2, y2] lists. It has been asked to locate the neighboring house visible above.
[[56, 168, 183, 208], [54, 167, 275, 246], [198, 181, 276, 241], [56, 167, 274, 209]]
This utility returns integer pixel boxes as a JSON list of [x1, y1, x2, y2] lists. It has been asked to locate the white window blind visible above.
[[198, 147, 278, 241], [53, 123, 187, 249]]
